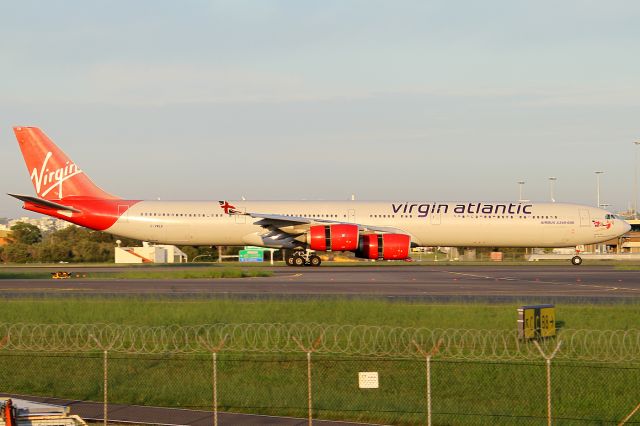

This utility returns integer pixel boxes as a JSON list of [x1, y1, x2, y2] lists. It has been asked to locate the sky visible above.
[[1, 0, 639, 219]]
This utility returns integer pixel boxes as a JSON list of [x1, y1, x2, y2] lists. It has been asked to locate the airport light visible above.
[[598, 203, 611, 255], [517, 180, 525, 202], [548, 177, 557, 203], [594, 171, 604, 208], [635, 141, 640, 218]]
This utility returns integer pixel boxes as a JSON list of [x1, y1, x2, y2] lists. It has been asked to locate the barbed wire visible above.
[[0, 323, 638, 362]]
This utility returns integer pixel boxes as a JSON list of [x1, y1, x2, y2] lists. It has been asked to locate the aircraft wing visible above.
[[247, 213, 312, 226], [245, 211, 413, 237]]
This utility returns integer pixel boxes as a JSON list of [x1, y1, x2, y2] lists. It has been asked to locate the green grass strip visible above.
[[0, 298, 636, 330], [0, 268, 272, 280]]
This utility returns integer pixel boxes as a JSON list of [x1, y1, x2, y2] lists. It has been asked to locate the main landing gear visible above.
[[571, 255, 583, 266], [285, 251, 322, 267]]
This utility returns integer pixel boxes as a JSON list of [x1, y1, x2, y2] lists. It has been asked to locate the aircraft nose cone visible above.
[[623, 221, 632, 234]]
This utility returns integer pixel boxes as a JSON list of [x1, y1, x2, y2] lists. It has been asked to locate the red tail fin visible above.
[[13, 127, 118, 200]]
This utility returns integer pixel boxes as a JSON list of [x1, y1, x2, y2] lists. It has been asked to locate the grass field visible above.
[[0, 297, 638, 329]]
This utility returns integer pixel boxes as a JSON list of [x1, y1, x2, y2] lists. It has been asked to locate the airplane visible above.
[[9, 126, 631, 267]]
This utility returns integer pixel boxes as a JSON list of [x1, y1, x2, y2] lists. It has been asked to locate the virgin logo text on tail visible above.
[[31, 152, 83, 198]]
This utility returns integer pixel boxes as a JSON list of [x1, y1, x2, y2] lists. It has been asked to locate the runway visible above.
[[0, 265, 639, 301]]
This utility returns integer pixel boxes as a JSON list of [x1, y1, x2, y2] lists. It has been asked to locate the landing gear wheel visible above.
[[293, 256, 306, 267], [286, 255, 296, 266], [309, 255, 322, 267], [571, 255, 583, 266]]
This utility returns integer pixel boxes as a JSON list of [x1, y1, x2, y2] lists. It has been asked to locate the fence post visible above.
[[533, 340, 563, 426], [199, 336, 228, 426], [618, 402, 640, 426], [90, 335, 115, 426], [292, 335, 323, 426], [412, 339, 444, 426]]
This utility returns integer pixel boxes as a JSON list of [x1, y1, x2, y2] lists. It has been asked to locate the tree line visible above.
[[0, 222, 138, 263], [0, 222, 229, 264], [0, 222, 248, 263]]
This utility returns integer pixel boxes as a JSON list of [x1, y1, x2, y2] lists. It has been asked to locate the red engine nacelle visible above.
[[309, 224, 359, 252], [355, 234, 411, 260]]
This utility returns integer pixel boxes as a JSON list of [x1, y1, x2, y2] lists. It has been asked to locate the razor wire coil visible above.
[[0, 323, 638, 362]]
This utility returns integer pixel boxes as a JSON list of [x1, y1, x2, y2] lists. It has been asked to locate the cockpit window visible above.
[[604, 214, 618, 220]]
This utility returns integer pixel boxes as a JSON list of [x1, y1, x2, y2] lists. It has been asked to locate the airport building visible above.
[[115, 243, 188, 264], [617, 219, 640, 253], [0, 217, 72, 233], [576, 219, 640, 254]]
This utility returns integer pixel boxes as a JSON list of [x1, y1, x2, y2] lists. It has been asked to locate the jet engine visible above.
[[308, 224, 359, 251], [355, 234, 411, 260]]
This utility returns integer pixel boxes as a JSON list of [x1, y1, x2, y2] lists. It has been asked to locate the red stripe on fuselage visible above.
[[23, 198, 141, 231]]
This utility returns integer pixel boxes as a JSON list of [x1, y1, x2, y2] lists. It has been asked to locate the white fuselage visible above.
[[107, 201, 627, 248]]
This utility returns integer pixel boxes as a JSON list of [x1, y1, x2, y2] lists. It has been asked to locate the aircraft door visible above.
[[579, 209, 590, 227], [432, 212, 441, 225], [348, 209, 355, 223], [235, 207, 246, 224]]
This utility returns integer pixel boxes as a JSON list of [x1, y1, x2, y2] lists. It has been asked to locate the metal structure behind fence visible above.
[[0, 323, 638, 362]]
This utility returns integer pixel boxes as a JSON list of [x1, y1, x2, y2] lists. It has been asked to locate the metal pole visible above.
[[412, 339, 443, 426], [549, 177, 557, 203], [618, 401, 640, 426], [213, 352, 218, 426], [533, 340, 562, 426], [595, 171, 605, 253], [519, 182, 522, 201], [306, 351, 312, 426], [197, 336, 227, 426], [103, 349, 108, 426], [545, 358, 552, 426], [426, 355, 432, 426], [635, 142, 640, 218], [518, 181, 525, 201], [291, 336, 322, 426], [88, 334, 117, 426], [595, 171, 604, 207]]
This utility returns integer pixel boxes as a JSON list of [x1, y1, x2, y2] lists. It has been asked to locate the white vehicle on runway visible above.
[[9, 127, 630, 266]]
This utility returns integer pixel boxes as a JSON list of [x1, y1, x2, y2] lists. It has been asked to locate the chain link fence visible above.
[[0, 323, 639, 425]]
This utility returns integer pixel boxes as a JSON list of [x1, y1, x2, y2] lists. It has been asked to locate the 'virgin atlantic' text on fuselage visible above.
[[391, 202, 534, 218]]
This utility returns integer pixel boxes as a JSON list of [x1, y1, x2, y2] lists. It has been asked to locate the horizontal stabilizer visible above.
[[7, 193, 81, 213]]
